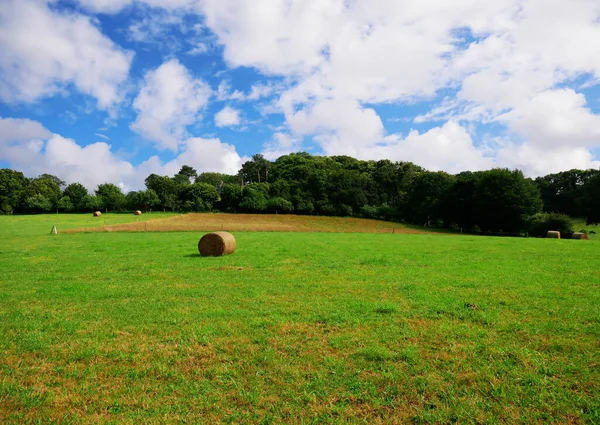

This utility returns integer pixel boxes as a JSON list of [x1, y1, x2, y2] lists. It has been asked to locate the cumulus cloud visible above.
[[0, 0, 133, 109], [131, 59, 212, 151], [197, 0, 600, 175], [2, 134, 134, 191], [214, 106, 241, 127], [262, 133, 303, 161], [0, 117, 244, 191], [122, 137, 243, 189], [4, 0, 600, 178], [0, 117, 52, 144]]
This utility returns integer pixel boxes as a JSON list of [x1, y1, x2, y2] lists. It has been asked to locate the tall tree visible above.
[[63, 183, 89, 212], [95, 183, 126, 212], [0, 169, 27, 213], [23, 175, 62, 212], [474, 169, 542, 232], [174, 165, 198, 185]]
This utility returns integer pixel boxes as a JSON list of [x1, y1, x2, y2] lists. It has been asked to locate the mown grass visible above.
[[0, 215, 599, 424]]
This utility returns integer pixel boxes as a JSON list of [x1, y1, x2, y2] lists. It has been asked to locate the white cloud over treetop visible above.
[[1, 0, 600, 180], [131, 59, 212, 152], [0, 0, 133, 109]]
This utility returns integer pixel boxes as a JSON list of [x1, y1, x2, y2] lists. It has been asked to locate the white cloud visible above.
[[187, 43, 209, 56], [262, 132, 303, 161], [288, 99, 384, 151], [0, 117, 52, 144], [0, 0, 133, 109], [498, 89, 600, 149], [197, 0, 600, 176], [214, 106, 241, 127], [496, 144, 600, 177], [131, 59, 212, 151], [123, 137, 243, 189], [2, 134, 134, 191], [318, 121, 493, 174], [0, 117, 243, 191]]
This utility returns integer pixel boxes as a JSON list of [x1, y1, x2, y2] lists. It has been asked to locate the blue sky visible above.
[[1, 0, 599, 190]]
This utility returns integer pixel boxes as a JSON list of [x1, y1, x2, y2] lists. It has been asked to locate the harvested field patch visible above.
[[66, 213, 438, 234]]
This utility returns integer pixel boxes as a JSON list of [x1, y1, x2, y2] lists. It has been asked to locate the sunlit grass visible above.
[[0, 215, 599, 423]]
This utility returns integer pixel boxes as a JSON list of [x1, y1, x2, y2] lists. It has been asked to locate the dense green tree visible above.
[[63, 183, 88, 211], [82, 195, 103, 212], [267, 197, 294, 214], [145, 174, 178, 211], [239, 186, 268, 212], [179, 183, 219, 212], [0, 169, 27, 213], [474, 169, 542, 232], [218, 184, 242, 212], [173, 165, 198, 185], [95, 184, 126, 212], [583, 172, 600, 224], [25, 194, 53, 212], [23, 175, 62, 211], [126, 190, 160, 212], [240, 154, 271, 183], [57, 196, 74, 212], [535, 169, 597, 216], [405, 171, 455, 226], [441, 171, 481, 230], [196, 172, 239, 187]]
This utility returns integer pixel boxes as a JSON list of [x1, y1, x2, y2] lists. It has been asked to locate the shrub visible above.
[[527, 213, 574, 237], [360, 205, 378, 219], [266, 197, 294, 214], [295, 199, 314, 215]]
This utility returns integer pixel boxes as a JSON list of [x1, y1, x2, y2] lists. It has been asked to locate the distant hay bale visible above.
[[134, 210, 142, 216], [572, 232, 588, 240], [198, 232, 236, 257], [547, 230, 560, 239], [93, 211, 102, 217]]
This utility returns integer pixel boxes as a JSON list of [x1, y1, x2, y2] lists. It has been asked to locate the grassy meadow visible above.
[[1, 214, 599, 424]]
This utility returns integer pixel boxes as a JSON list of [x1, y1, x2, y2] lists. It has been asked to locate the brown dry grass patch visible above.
[[65, 213, 438, 235]]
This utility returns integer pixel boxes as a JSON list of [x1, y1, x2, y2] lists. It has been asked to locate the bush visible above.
[[360, 205, 378, 219], [527, 213, 574, 237], [337, 204, 353, 217], [266, 197, 294, 214], [295, 199, 314, 215], [377, 203, 399, 221]]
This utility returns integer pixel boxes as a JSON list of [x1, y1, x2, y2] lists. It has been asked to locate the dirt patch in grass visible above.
[[65, 213, 440, 235]]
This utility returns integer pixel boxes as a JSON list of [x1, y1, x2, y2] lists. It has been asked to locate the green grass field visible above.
[[1, 214, 599, 424]]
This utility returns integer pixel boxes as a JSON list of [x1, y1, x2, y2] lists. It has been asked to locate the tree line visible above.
[[1, 153, 599, 234]]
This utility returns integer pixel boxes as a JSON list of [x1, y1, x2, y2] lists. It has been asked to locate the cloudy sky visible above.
[[1, 0, 600, 190]]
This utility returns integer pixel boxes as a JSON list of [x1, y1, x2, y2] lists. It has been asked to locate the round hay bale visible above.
[[572, 232, 588, 240], [93, 211, 102, 217], [134, 210, 142, 216], [547, 230, 560, 239], [198, 232, 236, 257]]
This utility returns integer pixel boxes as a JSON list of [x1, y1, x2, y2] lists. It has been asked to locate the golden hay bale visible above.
[[547, 230, 560, 239], [572, 232, 588, 240], [134, 210, 142, 216], [198, 232, 236, 257], [93, 211, 102, 217]]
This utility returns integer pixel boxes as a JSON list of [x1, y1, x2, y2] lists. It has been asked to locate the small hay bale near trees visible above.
[[572, 232, 588, 240], [198, 232, 236, 257], [547, 231, 560, 239], [134, 210, 142, 216], [93, 211, 102, 217]]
